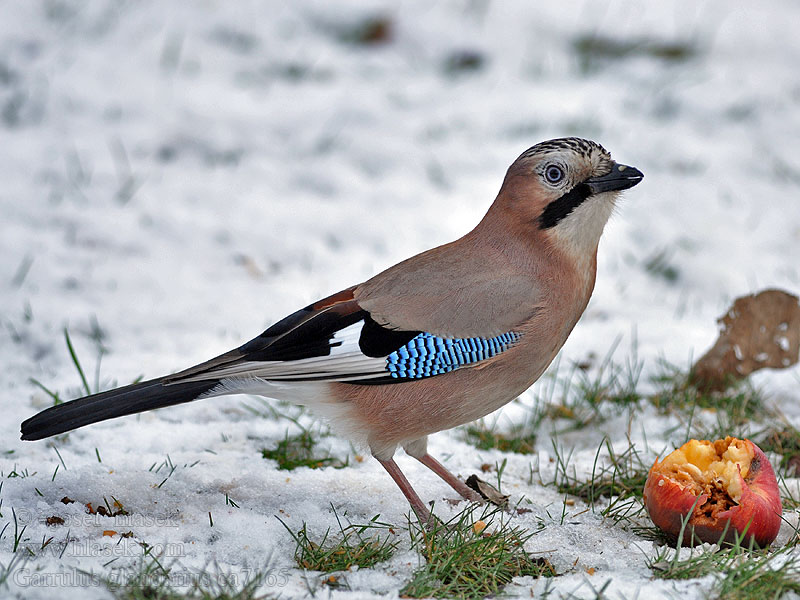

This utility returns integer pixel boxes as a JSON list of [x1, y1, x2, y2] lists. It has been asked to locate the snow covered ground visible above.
[[2, 1, 800, 598]]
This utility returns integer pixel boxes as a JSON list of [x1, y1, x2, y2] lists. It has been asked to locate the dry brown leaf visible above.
[[465, 474, 509, 507], [692, 289, 800, 390]]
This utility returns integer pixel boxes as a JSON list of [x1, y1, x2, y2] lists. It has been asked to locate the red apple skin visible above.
[[716, 445, 782, 547], [643, 439, 782, 547], [644, 469, 709, 545]]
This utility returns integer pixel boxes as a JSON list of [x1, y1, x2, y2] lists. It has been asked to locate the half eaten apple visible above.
[[643, 437, 782, 547]]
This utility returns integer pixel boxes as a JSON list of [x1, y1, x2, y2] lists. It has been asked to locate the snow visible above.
[[1, 0, 800, 598]]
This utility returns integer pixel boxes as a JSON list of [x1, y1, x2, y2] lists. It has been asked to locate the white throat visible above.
[[549, 194, 616, 268]]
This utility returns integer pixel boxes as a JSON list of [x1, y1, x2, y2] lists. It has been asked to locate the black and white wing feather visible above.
[[20, 288, 520, 441]]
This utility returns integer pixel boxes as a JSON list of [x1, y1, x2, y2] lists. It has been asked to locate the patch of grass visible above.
[[29, 323, 134, 408], [755, 423, 800, 476], [28, 377, 62, 405], [63, 326, 93, 396], [692, 386, 766, 425], [548, 436, 668, 542], [249, 398, 350, 470], [464, 390, 547, 454], [778, 477, 800, 512], [683, 412, 753, 450], [261, 429, 348, 471], [148, 454, 201, 488], [573, 33, 698, 74], [401, 506, 555, 599], [534, 350, 769, 445], [650, 534, 800, 600], [0, 552, 26, 588], [11, 253, 34, 288], [4, 465, 37, 479], [101, 553, 274, 600], [443, 50, 486, 76], [332, 15, 392, 46], [652, 361, 767, 417], [575, 349, 642, 409], [651, 361, 770, 441], [279, 509, 397, 572], [716, 549, 800, 600], [649, 544, 738, 581], [643, 247, 681, 283], [647, 513, 752, 581], [11, 507, 28, 552], [546, 339, 643, 432], [551, 437, 650, 507], [464, 423, 538, 455]]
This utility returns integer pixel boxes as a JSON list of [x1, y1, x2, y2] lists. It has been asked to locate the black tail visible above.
[[20, 378, 219, 441]]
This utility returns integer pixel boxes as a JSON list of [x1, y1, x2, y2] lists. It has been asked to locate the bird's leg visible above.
[[415, 453, 484, 503], [377, 457, 435, 526], [402, 437, 483, 504]]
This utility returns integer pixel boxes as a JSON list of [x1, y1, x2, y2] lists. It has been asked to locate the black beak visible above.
[[585, 163, 643, 194]]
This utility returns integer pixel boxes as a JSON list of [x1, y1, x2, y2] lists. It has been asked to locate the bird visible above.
[[21, 137, 643, 525]]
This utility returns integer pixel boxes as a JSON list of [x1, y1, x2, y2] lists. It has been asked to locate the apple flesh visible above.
[[643, 437, 781, 547]]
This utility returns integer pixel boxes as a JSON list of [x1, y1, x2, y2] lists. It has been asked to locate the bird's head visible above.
[[489, 137, 643, 261]]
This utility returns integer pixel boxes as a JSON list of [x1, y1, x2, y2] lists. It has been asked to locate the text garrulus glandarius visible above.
[[21, 137, 643, 523]]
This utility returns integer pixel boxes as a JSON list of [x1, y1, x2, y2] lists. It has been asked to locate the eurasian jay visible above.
[[21, 137, 643, 524]]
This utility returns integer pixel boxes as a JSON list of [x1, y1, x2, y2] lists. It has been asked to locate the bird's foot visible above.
[[451, 480, 486, 504]]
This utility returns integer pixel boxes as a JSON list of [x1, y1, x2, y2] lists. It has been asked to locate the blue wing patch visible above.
[[385, 331, 521, 379]]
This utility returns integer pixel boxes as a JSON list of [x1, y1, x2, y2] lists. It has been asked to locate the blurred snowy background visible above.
[[1, 1, 800, 598]]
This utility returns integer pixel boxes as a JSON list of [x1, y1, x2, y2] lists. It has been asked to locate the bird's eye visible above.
[[544, 165, 565, 184]]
